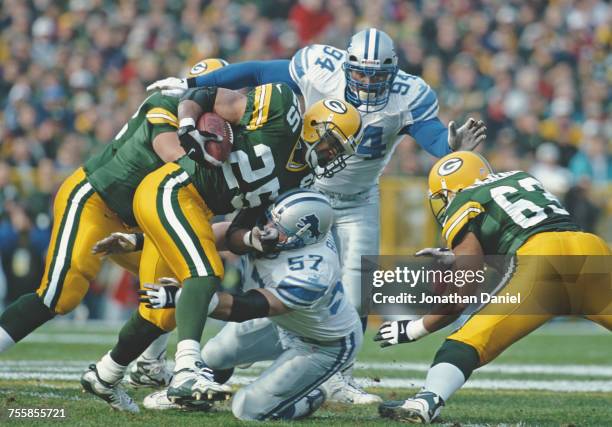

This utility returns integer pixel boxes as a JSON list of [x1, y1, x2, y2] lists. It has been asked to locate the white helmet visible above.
[[343, 28, 398, 112], [265, 189, 334, 251]]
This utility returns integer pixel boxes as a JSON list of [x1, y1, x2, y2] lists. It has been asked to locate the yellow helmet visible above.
[[302, 99, 363, 178], [186, 58, 229, 78], [428, 151, 492, 224]]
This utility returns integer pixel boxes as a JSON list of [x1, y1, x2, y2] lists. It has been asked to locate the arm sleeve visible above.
[[268, 274, 328, 310], [191, 60, 300, 94], [400, 117, 452, 158]]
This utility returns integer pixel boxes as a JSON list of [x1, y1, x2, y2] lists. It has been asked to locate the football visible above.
[[196, 112, 233, 164]]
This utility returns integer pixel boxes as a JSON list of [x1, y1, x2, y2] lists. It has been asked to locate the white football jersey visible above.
[[241, 233, 359, 341], [289, 44, 439, 194]]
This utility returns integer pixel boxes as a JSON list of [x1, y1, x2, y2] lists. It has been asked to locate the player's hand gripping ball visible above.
[[178, 113, 233, 167]]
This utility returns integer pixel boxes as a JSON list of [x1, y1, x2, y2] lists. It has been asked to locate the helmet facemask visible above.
[[344, 61, 397, 112], [429, 188, 456, 226], [304, 120, 358, 179]]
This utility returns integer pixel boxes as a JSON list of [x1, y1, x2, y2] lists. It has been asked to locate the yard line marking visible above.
[[2, 360, 612, 377], [2, 372, 611, 392], [21, 333, 117, 345]]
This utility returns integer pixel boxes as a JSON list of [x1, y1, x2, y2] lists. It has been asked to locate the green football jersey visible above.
[[84, 92, 179, 226], [180, 83, 311, 215], [441, 170, 580, 253]]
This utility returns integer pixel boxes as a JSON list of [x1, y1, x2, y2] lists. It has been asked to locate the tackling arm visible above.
[[190, 60, 300, 94]]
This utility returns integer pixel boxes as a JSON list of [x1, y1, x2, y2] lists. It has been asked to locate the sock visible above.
[[138, 333, 170, 361], [175, 339, 201, 372], [176, 277, 219, 342], [0, 293, 54, 344], [423, 362, 466, 401], [109, 311, 165, 366], [0, 327, 15, 352], [360, 316, 368, 333], [96, 351, 127, 385]]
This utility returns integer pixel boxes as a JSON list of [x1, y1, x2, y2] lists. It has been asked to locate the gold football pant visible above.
[[36, 168, 141, 314], [448, 231, 612, 365], [133, 163, 224, 331]]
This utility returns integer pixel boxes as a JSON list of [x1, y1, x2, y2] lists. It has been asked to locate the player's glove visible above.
[[243, 225, 280, 254], [146, 77, 190, 97], [415, 247, 456, 267], [178, 117, 224, 166], [91, 232, 144, 255], [374, 319, 429, 348], [447, 118, 486, 151], [138, 278, 181, 309]]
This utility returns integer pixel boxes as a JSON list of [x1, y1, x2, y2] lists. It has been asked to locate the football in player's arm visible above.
[[375, 151, 612, 424]]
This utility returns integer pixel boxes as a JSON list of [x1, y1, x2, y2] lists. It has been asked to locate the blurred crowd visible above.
[[0, 0, 610, 314]]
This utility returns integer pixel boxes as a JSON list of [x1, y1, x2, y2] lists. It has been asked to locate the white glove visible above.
[[146, 77, 188, 97], [243, 226, 280, 253], [415, 247, 456, 267], [138, 278, 181, 309], [92, 232, 142, 255], [448, 118, 487, 151], [374, 319, 429, 348]]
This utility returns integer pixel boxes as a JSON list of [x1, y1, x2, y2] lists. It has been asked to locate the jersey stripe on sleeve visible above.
[[442, 201, 484, 247]]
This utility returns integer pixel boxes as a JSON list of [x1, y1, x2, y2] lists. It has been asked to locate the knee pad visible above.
[[432, 339, 480, 380]]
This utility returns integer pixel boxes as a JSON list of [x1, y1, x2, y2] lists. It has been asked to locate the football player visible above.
[[81, 91, 363, 411], [375, 151, 612, 423], [0, 58, 227, 358], [141, 189, 362, 420], [148, 27, 486, 403]]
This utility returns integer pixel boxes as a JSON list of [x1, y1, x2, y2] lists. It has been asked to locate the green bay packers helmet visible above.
[[186, 58, 229, 78], [302, 98, 363, 178], [428, 151, 492, 224]]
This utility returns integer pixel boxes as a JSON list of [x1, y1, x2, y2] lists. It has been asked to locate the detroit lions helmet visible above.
[[265, 189, 334, 251], [344, 28, 398, 112]]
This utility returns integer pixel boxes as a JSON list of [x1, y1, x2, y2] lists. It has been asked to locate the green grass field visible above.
[[0, 319, 610, 426]]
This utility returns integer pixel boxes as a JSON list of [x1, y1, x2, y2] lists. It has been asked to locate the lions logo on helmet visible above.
[[301, 99, 364, 179], [428, 151, 492, 224], [343, 28, 399, 112], [266, 189, 334, 251], [187, 58, 229, 78], [297, 214, 321, 240]]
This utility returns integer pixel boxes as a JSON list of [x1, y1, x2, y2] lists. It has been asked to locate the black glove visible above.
[[178, 118, 223, 166], [137, 278, 181, 309]]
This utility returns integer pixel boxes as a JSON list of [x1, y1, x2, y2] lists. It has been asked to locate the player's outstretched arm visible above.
[[147, 60, 299, 96]]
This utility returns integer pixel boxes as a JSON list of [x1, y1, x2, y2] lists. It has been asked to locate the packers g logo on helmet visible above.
[[323, 99, 348, 114], [428, 151, 492, 225], [437, 158, 463, 176], [187, 58, 229, 78]]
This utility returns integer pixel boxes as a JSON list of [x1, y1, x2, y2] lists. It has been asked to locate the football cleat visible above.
[[378, 391, 445, 424], [167, 364, 232, 405], [128, 353, 173, 388], [81, 364, 139, 413], [143, 389, 211, 411], [322, 372, 382, 405]]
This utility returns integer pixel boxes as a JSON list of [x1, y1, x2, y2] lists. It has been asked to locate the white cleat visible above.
[[128, 353, 173, 388], [143, 389, 211, 411], [378, 391, 445, 424], [81, 364, 139, 413], [167, 364, 232, 405], [322, 372, 382, 405]]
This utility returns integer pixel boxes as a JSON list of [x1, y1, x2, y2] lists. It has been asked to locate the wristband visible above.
[[406, 318, 429, 341], [179, 117, 196, 128]]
